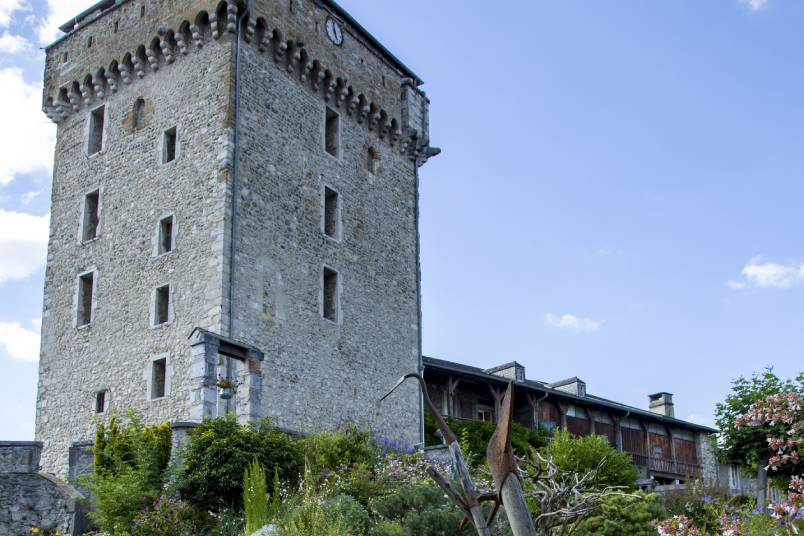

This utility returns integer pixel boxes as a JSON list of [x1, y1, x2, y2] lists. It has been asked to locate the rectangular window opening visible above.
[[323, 267, 339, 322], [158, 216, 174, 254], [324, 107, 339, 157], [88, 106, 105, 155], [154, 285, 170, 325], [151, 358, 166, 399], [162, 127, 177, 164], [323, 186, 340, 239], [77, 272, 95, 326], [82, 190, 100, 241], [95, 390, 107, 413]]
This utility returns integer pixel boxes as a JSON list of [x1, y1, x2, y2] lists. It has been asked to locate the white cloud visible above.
[[20, 189, 43, 205], [0, 0, 24, 28], [37, 0, 97, 44], [0, 68, 56, 186], [0, 210, 50, 284], [730, 256, 804, 290], [741, 0, 768, 11], [545, 313, 603, 332], [0, 321, 40, 362], [0, 32, 30, 54]]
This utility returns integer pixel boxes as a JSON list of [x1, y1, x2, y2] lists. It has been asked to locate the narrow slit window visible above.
[[88, 106, 105, 155], [323, 186, 340, 239], [323, 267, 339, 322], [162, 127, 177, 163], [154, 285, 171, 325], [77, 272, 95, 326], [151, 358, 167, 399], [82, 190, 100, 241], [158, 215, 174, 254], [368, 147, 379, 175], [133, 98, 145, 128], [95, 390, 108, 413], [324, 107, 340, 157]]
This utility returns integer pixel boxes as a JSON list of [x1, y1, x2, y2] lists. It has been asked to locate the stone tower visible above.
[[37, 0, 436, 475]]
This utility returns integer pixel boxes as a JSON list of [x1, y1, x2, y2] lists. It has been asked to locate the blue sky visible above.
[[1, 0, 802, 439]]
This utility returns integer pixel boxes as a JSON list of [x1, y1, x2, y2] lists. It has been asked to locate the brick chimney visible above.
[[648, 392, 675, 418]]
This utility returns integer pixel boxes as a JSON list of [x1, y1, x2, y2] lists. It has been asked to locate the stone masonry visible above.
[[37, 0, 436, 475]]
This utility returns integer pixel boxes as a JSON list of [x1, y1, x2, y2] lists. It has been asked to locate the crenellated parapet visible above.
[[42, 0, 436, 164]]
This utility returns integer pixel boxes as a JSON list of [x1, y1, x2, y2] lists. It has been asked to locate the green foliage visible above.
[[177, 415, 302, 511], [367, 481, 472, 536], [573, 492, 661, 536], [278, 494, 369, 535], [85, 413, 173, 534], [209, 509, 245, 536], [544, 429, 639, 489], [423, 411, 548, 466], [243, 459, 270, 536], [301, 424, 380, 474], [715, 367, 801, 471], [130, 497, 208, 536]]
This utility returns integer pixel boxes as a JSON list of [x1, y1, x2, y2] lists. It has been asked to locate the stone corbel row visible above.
[[242, 17, 415, 158], [43, 1, 241, 124], [41, 1, 431, 164]]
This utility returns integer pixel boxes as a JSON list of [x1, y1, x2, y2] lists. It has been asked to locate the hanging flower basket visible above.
[[217, 376, 237, 400]]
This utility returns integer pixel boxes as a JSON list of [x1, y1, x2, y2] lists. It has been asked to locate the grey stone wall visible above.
[[231, 0, 423, 446], [696, 432, 719, 485], [37, 2, 234, 474], [0, 443, 89, 536]]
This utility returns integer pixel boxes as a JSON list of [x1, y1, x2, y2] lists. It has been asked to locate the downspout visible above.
[[415, 160, 424, 448], [228, 0, 251, 339], [227, 0, 251, 410]]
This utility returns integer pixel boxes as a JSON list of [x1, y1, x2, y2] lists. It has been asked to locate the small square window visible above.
[[82, 190, 100, 242], [157, 215, 174, 255], [323, 186, 340, 240], [151, 358, 167, 399], [88, 106, 105, 155], [154, 285, 171, 325], [77, 272, 95, 326], [324, 107, 340, 157], [322, 267, 340, 323], [95, 390, 108, 413], [368, 147, 379, 175], [162, 127, 177, 164]]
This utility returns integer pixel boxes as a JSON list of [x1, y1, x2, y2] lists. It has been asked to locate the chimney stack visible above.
[[648, 392, 675, 418]]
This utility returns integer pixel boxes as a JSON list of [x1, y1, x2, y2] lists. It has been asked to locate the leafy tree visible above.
[[423, 411, 548, 466], [543, 429, 639, 489], [715, 367, 803, 507], [85, 412, 173, 533], [177, 415, 302, 511]]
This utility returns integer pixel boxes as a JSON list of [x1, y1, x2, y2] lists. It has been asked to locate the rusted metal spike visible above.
[[487, 381, 517, 507]]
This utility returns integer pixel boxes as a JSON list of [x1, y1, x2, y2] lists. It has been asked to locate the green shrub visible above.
[[368, 481, 472, 536], [301, 424, 380, 473], [85, 413, 173, 533], [573, 492, 662, 536], [130, 497, 208, 536], [544, 429, 639, 489], [243, 459, 270, 535], [279, 494, 369, 535], [209, 509, 245, 536], [177, 415, 302, 511], [424, 412, 547, 466]]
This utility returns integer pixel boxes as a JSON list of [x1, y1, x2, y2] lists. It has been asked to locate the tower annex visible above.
[[37, 0, 436, 474]]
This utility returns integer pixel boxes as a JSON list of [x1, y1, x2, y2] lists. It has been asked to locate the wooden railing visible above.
[[630, 454, 701, 478]]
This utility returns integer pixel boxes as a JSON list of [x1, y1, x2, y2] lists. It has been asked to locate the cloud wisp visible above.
[[545, 313, 603, 333], [0, 320, 40, 362], [728, 256, 804, 290], [0, 210, 50, 284], [741, 0, 768, 11], [0, 0, 25, 29]]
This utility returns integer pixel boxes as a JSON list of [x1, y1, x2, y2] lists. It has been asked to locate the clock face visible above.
[[326, 17, 344, 46]]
